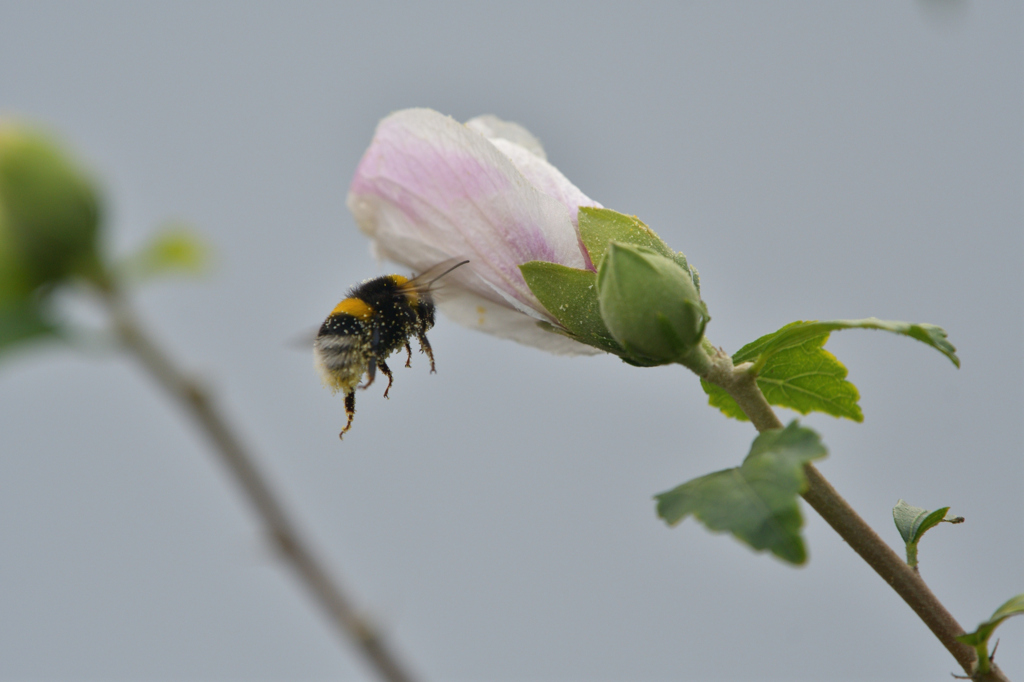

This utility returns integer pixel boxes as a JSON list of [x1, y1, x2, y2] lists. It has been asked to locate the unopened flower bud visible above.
[[597, 242, 708, 364], [0, 123, 101, 288]]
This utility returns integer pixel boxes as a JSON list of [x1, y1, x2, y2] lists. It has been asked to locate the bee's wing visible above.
[[288, 327, 319, 348], [398, 258, 470, 296]]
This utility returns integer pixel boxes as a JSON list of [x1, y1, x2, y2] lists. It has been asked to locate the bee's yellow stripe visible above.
[[331, 297, 374, 319], [389, 274, 420, 305]]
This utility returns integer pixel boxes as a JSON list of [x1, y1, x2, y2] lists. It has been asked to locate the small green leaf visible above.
[[892, 500, 963, 569], [957, 594, 1024, 647], [892, 500, 962, 545], [702, 318, 959, 421], [117, 224, 210, 283], [655, 421, 827, 564], [519, 261, 625, 356], [0, 299, 59, 360], [956, 593, 1024, 674]]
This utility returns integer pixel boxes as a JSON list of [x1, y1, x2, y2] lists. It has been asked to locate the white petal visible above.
[[466, 114, 603, 229], [348, 108, 586, 323], [489, 138, 602, 229], [465, 114, 547, 160]]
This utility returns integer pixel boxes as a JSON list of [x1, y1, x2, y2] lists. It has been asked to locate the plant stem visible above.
[[702, 350, 1009, 682], [906, 542, 920, 573], [100, 286, 417, 682]]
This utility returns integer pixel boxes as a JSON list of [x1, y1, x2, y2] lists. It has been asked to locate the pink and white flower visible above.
[[347, 108, 602, 354]]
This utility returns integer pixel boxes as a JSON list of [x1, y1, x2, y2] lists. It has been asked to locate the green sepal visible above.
[[892, 500, 964, 569], [702, 319, 960, 422], [655, 421, 828, 564], [956, 594, 1024, 675], [577, 207, 698, 291], [522, 207, 710, 364], [519, 261, 630, 357], [116, 223, 211, 284]]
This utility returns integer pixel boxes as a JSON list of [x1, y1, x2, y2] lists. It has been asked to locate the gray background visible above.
[[1, 2, 1021, 680]]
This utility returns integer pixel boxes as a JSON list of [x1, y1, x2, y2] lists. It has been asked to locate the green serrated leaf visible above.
[[0, 299, 59, 360], [742, 318, 959, 370], [117, 224, 210, 283], [577, 207, 690, 271], [655, 421, 828, 564], [519, 261, 625, 356], [702, 318, 959, 422], [956, 593, 1024, 674], [701, 332, 862, 422]]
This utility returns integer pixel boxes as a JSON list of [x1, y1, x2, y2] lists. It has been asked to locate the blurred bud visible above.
[[0, 122, 102, 289], [0, 221, 34, 305], [597, 242, 708, 364]]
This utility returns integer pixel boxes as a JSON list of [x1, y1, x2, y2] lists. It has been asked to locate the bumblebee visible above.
[[314, 259, 468, 439]]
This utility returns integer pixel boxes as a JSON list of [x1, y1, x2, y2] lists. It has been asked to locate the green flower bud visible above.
[[0, 122, 102, 289], [597, 241, 709, 364]]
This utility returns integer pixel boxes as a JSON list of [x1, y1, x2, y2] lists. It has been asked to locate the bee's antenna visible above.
[[425, 259, 470, 286], [400, 258, 471, 295]]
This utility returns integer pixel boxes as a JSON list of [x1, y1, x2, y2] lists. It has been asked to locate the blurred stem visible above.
[[98, 283, 417, 682], [701, 350, 1009, 682]]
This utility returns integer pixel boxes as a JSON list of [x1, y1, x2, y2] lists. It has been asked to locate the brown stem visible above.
[[101, 287, 417, 682], [702, 352, 1009, 682]]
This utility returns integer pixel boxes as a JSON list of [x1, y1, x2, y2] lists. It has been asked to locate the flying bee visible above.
[[314, 259, 469, 439]]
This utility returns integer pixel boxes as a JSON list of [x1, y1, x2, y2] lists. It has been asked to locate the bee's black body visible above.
[[318, 275, 436, 362], [315, 263, 464, 439]]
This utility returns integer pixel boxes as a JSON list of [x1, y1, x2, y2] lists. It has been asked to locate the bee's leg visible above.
[[362, 326, 381, 389], [339, 390, 356, 440], [417, 332, 436, 373], [403, 341, 413, 368], [377, 359, 395, 398], [361, 359, 376, 390]]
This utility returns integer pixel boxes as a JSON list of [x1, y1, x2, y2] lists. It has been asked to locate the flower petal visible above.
[[349, 108, 585, 314], [465, 114, 547, 160], [466, 115, 603, 229], [349, 108, 599, 354]]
